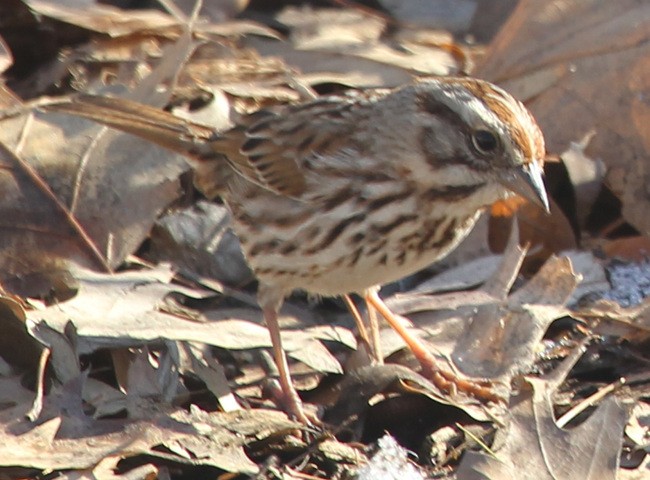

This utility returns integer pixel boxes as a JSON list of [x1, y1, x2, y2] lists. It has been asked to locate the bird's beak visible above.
[[498, 161, 550, 213]]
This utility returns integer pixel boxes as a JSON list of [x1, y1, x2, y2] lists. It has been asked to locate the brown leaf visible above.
[[489, 197, 577, 270], [577, 298, 650, 343], [181, 342, 241, 413], [25, 0, 181, 36], [323, 363, 448, 425], [458, 377, 629, 479], [0, 296, 42, 372], [244, 5, 459, 90], [0, 40, 196, 294], [602, 236, 650, 262], [149, 201, 253, 287], [25, 267, 355, 376], [453, 256, 576, 380], [476, 0, 650, 235], [559, 132, 606, 229], [0, 396, 295, 474]]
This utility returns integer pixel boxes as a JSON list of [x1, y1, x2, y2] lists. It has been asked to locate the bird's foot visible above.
[[418, 357, 504, 404], [264, 378, 322, 426]]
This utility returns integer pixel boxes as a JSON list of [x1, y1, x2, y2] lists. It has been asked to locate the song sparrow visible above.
[[46, 77, 549, 423]]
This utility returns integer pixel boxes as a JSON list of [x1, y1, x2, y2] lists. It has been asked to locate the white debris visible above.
[[357, 435, 425, 480]]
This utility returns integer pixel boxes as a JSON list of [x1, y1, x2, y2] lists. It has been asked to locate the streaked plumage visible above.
[[46, 78, 549, 423]]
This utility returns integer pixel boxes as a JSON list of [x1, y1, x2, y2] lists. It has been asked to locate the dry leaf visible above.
[[0, 393, 295, 474], [559, 132, 606, 229], [602, 236, 650, 262], [0, 296, 42, 372], [489, 197, 577, 269], [25, 0, 181, 36], [378, 0, 478, 31], [577, 298, 650, 343], [244, 5, 459, 90], [25, 266, 355, 376], [0, 38, 196, 294], [458, 377, 629, 479], [411, 254, 503, 295], [149, 200, 253, 287], [477, 0, 650, 235]]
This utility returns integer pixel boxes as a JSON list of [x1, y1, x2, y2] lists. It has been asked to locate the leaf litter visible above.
[[0, 0, 648, 478]]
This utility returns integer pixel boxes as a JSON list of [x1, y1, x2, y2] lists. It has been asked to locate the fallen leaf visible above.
[[457, 376, 629, 479], [149, 200, 253, 287], [0, 394, 296, 474], [489, 198, 577, 271], [602, 237, 650, 262], [477, 0, 650, 235], [0, 38, 196, 295], [559, 131, 606, 229], [24, 0, 181, 36]]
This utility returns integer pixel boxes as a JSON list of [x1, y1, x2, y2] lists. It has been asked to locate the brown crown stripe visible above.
[[460, 80, 536, 162], [485, 99, 534, 162]]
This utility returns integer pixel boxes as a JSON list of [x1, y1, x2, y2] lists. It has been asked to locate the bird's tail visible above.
[[43, 94, 300, 199], [43, 94, 218, 160]]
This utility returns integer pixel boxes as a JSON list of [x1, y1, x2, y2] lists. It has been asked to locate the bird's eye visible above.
[[471, 129, 499, 154]]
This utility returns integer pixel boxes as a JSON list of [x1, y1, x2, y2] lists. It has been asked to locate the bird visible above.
[[45, 77, 549, 423]]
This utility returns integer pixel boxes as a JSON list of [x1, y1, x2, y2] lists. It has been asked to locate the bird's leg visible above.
[[262, 306, 311, 423], [259, 287, 311, 424], [364, 288, 501, 403], [343, 294, 383, 364], [367, 301, 383, 364]]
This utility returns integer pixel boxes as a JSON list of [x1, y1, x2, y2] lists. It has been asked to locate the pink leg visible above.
[[262, 305, 311, 423], [343, 294, 383, 364]]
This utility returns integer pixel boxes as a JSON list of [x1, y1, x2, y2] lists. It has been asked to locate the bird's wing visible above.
[[212, 92, 390, 197], [44, 91, 388, 198]]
